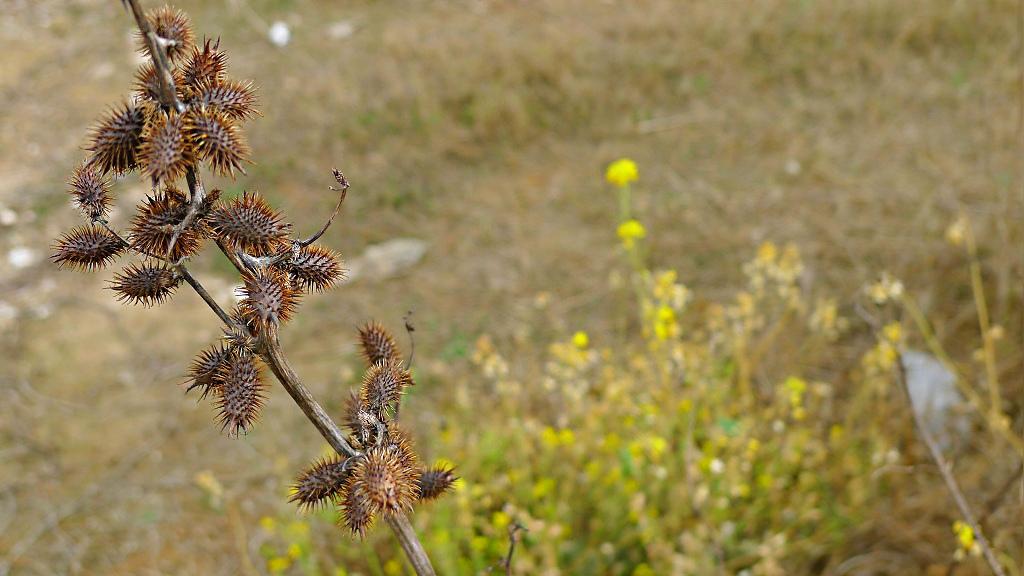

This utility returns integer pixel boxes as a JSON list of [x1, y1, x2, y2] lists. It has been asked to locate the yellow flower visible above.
[[287, 543, 302, 560], [865, 273, 904, 305], [882, 321, 902, 344], [647, 436, 668, 459], [952, 520, 980, 558], [606, 158, 639, 187], [617, 219, 646, 248], [384, 559, 403, 576], [267, 557, 291, 573], [492, 511, 511, 531], [572, 330, 590, 349], [541, 426, 560, 449], [259, 516, 276, 533], [945, 217, 967, 247], [756, 241, 778, 265], [653, 304, 677, 341], [632, 563, 656, 576], [532, 477, 556, 499], [558, 428, 576, 446]]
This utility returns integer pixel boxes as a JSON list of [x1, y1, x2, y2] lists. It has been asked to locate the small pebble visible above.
[[268, 21, 291, 47]]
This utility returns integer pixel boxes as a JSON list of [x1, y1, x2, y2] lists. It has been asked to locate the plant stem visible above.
[[896, 353, 1007, 576], [260, 334, 360, 458], [177, 265, 233, 326], [384, 514, 437, 576]]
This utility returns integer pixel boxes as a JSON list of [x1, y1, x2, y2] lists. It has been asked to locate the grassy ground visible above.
[[0, 0, 1021, 574]]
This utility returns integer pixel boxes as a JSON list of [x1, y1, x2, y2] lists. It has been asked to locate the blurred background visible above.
[[1, 0, 1021, 574]]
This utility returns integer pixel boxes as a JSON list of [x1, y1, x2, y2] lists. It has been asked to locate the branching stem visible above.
[[119, 3, 437, 572]]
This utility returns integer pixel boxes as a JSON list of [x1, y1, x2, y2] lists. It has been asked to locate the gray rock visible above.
[[344, 238, 427, 283]]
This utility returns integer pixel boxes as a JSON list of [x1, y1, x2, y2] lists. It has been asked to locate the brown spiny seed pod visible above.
[[138, 6, 194, 62], [239, 267, 300, 328], [357, 447, 418, 516], [184, 108, 249, 176], [215, 352, 265, 436], [51, 225, 126, 271], [68, 164, 111, 221], [359, 360, 412, 419], [223, 304, 260, 350], [186, 342, 234, 398], [193, 79, 258, 120], [139, 110, 194, 184], [209, 191, 291, 254], [129, 187, 204, 261], [357, 321, 400, 366], [290, 457, 352, 511], [338, 476, 376, 537], [383, 422, 420, 477], [86, 102, 145, 174], [342, 390, 363, 436], [109, 262, 182, 307], [285, 244, 344, 293], [416, 465, 458, 501], [182, 37, 227, 90], [133, 63, 185, 104]]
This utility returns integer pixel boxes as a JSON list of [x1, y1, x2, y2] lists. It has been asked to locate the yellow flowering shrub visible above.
[[252, 162, 1018, 575]]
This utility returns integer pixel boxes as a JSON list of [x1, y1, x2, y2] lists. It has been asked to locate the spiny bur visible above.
[[68, 164, 111, 221], [139, 109, 193, 184], [129, 187, 204, 261], [357, 447, 418, 516], [239, 267, 301, 329], [360, 360, 412, 420], [51, 225, 126, 271], [290, 456, 352, 510], [87, 102, 146, 174], [210, 191, 291, 255], [216, 351, 266, 436], [185, 342, 234, 399], [182, 37, 228, 90], [417, 465, 458, 501], [184, 108, 250, 176], [138, 6, 194, 62], [284, 244, 345, 293], [192, 79, 258, 120], [358, 321, 400, 366], [110, 262, 182, 306], [134, 63, 185, 104]]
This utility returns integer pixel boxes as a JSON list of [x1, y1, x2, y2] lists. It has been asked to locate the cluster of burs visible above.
[[50, 5, 455, 535]]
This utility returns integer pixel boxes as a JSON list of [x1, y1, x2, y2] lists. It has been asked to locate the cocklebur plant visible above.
[[50, 2, 452, 574]]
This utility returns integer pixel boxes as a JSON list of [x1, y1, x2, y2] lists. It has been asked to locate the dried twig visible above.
[[896, 353, 1007, 576], [487, 522, 526, 575]]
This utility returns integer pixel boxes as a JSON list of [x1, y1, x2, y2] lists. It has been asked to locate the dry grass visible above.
[[0, 0, 1020, 574]]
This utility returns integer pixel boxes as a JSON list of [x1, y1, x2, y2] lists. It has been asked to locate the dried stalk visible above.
[[896, 353, 1007, 576]]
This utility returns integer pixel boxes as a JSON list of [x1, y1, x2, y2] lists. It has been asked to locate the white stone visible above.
[[268, 21, 291, 47], [327, 20, 355, 39], [0, 208, 17, 226], [8, 247, 38, 269]]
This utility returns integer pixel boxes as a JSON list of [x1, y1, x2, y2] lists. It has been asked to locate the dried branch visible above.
[[299, 169, 349, 248], [487, 522, 526, 575], [176, 265, 233, 326], [896, 353, 1007, 576]]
